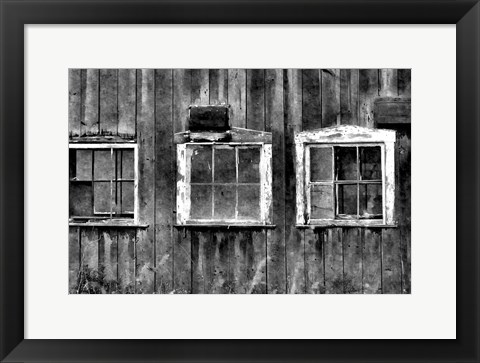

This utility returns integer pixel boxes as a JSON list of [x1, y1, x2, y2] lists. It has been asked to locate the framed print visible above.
[[1, 0, 479, 362]]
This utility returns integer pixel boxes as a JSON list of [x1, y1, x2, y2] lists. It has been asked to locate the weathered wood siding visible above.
[[69, 69, 411, 294]]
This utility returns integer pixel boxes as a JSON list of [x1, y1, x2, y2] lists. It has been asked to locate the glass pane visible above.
[[190, 184, 212, 219], [214, 185, 236, 219], [191, 146, 212, 183], [94, 150, 115, 180], [120, 149, 134, 179], [94, 181, 114, 214], [310, 147, 332, 181], [238, 148, 260, 183], [336, 184, 357, 216], [119, 181, 134, 214], [310, 184, 334, 219], [69, 182, 93, 216], [360, 146, 381, 180], [214, 147, 236, 183], [75, 150, 92, 181], [359, 184, 383, 218], [238, 185, 260, 220], [335, 147, 357, 181]]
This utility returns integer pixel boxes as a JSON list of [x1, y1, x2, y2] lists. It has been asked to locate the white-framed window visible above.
[[295, 125, 396, 227], [176, 132, 272, 225], [69, 143, 138, 223]]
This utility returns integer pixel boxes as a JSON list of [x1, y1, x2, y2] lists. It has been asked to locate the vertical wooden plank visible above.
[[80, 228, 99, 271], [230, 231, 250, 293], [81, 69, 100, 136], [191, 230, 208, 294], [191, 69, 209, 105], [398, 69, 411, 97], [210, 230, 232, 293], [401, 226, 411, 294], [250, 230, 267, 293], [118, 229, 135, 293], [324, 228, 343, 293], [266, 69, 286, 293], [135, 69, 155, 293], [173, 69, 192, 293], [118, 69, 137, 137], [284, 69, 305, 293], [363, 229, 382, 294], [321, 69, 341, 127], [99, 69, 118, 135], [69, 227, 80, 293], [379, 69, 398, 97], [382, 229, 402, 294], [68, 69, 82, 137], [209, 69, 228, 104], [155, 69, 174, 294], [305, 229, 325, 294], [99, 229, 118, 293], [340, 69, 359, 125], [342, 228, 362, 293], [359, 69, 379, 128], [227, 69, 246, 128], [302, 69, 321, 131], [246, 69, 266, 131]]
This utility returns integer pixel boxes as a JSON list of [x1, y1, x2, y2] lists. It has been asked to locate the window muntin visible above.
[[306, 144, 384, 222], [187, 144, 262, 222], [69, 144, 137, 221]]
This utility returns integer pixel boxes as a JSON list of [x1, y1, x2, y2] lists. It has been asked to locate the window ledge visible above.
[[69, 220, 148, 228], [174, 224, 276, 229], [297, 223, 397, 229]]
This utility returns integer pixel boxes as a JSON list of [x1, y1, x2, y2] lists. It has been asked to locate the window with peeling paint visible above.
[[69, 144, 137, 223], [296, 125, 396, 227]]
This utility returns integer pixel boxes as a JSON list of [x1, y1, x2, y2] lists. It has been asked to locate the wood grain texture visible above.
[[118, 69, 136, 137], [135, 69, 155, 293], [398, 69, 411, 97], [266, 69, 285, 293], [191, 230, 209, 294], [80, 228, 99, 271], [250, 230, 267, 293], [209, 69, 228, 105], [81, 69, 100, 136], [324, 228, 343, 293], [363, 229, 382, 294], [69, 227, 80, 293], [382, 228, 402, 294], [99, 69, 118, 135], [173, 69, 192, 133], [342, 228, 362, 293], [227, 69, 246, 128], [340, 69, 359, 125], [379, 69, 398, 97], [246, 69, 266, 131], [321, 69, 340, 127], [191, 69, 209, 105], [302, 69, 321, 131], [359, 69, 379, 128], [99, 229, 118, 288], [284, 69, 305, 293], [68, 69, 82, 137], [118, 229, 135, 293], [155, 69, 174, 293], [305, 229, 324, 293]]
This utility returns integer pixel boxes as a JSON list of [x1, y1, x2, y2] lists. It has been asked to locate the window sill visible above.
[[69, 220, 148, 228], [297, 222, 397, 228], [174, 224, 276, 229]]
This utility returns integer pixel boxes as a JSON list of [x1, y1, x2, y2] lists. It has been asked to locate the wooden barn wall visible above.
[[68, 69, 411, 294]]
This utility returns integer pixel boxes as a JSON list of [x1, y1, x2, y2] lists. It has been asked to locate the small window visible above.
[[69, 144, 137, 222], [296, 126, 395, 226]]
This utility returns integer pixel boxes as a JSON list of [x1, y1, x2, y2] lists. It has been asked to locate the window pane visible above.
[[119, 181, 134, 214], [310, 184, 334, 219], [191, 146, 212, 183], [360, 146, 381, 180], [94, 150, 115, 180], [238, 148, 260, 183], [336, 184, 357, 216], [238, 185, 260, 220], [359, 184, 383, 218], [310, 147, 332, 181], [94, 181, 114, 214], [335, 147, 357, 180], [75, 150, 92, 181], [69, 182, 93, 216], [120, 150, 134, 179], [190, 184, 212, 219], [214, 185, 236, 219], [214, 147, 236, 183]]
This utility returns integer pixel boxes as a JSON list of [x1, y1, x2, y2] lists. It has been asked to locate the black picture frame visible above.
[[1, 1, 478, 362]]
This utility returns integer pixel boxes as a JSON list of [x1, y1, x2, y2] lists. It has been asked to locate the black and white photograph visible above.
[[68, 68, 411, 294]]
